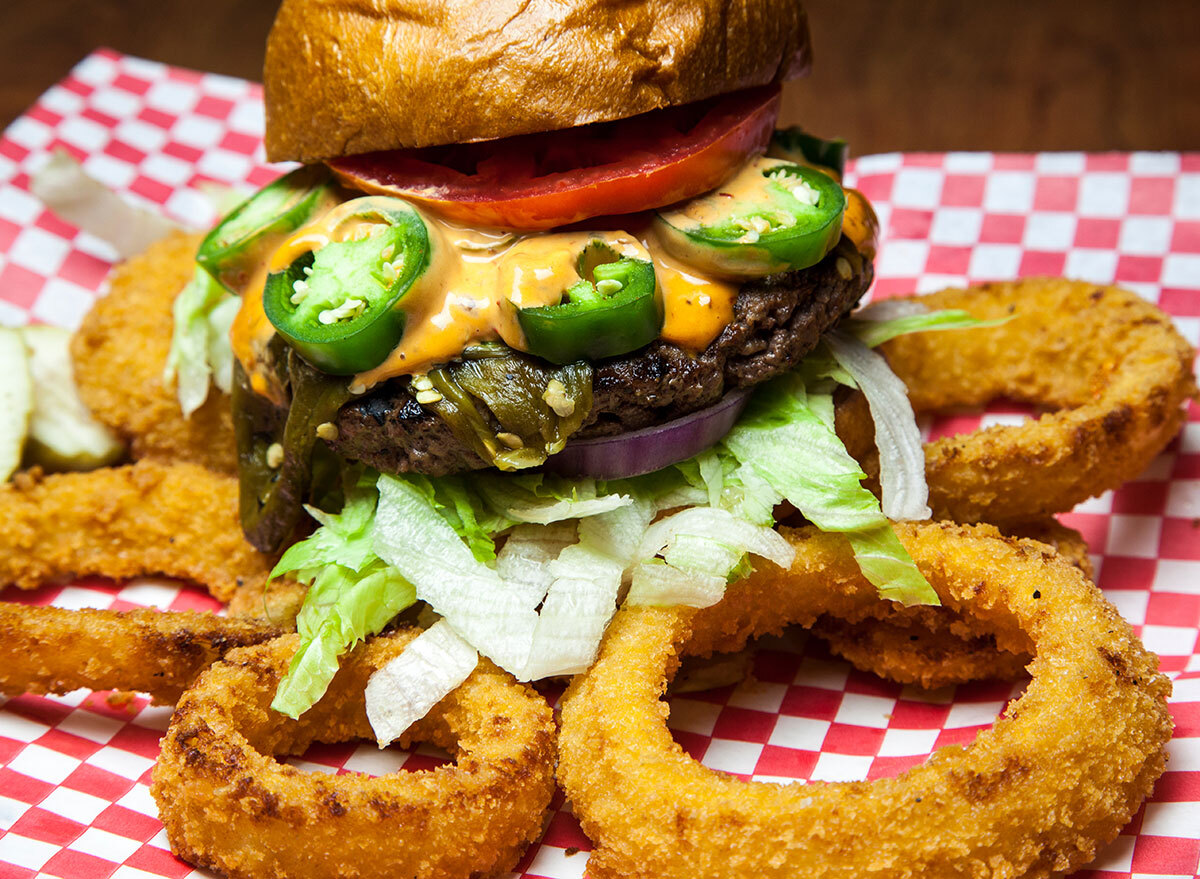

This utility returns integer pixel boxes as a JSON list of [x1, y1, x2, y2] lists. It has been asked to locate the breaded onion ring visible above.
[[1004, 516, 1095, 580], [811, 518, 1091, 688], [227, 575, 309, 629], [71, 231, 237, 474], [0, 604, 282, 703], [154, 630, 556, 879], [0, 461, 274, 603], [837, 279, 1197, 524], [810, 611, 1029, 690], [559, 521, 1172, 879]]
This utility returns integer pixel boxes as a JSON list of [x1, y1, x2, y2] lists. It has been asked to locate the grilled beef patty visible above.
[[328, 245, 872, 476]]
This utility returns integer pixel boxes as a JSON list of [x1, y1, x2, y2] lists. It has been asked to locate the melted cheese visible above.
[[358, 230, 649, 385], [660, 157, 800, 227], [645, 229, 737, 350], [841, 188, 879, 260], [229, 180, 872, 393], [229, 263, 281, 402]]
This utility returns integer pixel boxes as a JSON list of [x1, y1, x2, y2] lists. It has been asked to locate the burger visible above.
[[176, 0, 966, 726]]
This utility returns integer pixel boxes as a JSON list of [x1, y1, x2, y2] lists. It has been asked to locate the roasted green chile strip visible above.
[[653, 157, 846, 279], [423, 344, 592, 471], [517, 252, 661, 365], [263, 197, 432, 375], [234, 352, 353, 554], [198, 165, 338, 293]]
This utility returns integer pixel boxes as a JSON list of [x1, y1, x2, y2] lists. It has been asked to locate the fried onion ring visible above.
[[837, 279, 1197, 524], [227, 575, 309, 629], [154, 630, 557, 879], [0, 604, 282, 703], [811, 517, 1091, 688], [71, 231, 237, 474], [0, 461, 275, 603], [559, 521, 1172, 879], [810, 610, 1029, 690]]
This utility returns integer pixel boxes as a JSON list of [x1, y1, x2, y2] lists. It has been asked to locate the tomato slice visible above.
[[328, 87, 781, 230]]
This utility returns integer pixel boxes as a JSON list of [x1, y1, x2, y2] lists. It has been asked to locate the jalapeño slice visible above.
[[263, 197, 431, 375], [516, 240, 662, 365], [768, 127, 849, 179], [197, 165, 337, 293], [652, 157, 846, 279]]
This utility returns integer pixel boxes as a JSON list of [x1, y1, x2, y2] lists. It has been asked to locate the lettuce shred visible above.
[[164, 266, 238, 416]]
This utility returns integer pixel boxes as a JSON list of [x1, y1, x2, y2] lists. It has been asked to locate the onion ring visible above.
[[1003, 516, 1095, 579], [227, 574, 309, 628], [837, 278, 1197, 524], [559, 521, 1172, 879], [70, 231, 237, 474], [809, 611, 1029, 690], [811, 518, 1091, 688], [153, 630, 556, 879], [0, 461, 275, 603], [0, 604, 282, 703]]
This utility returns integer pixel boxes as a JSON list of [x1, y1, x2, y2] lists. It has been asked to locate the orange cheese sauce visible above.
[[358, 229, 649, 385], [645, 230, 737, 350], [229, 183, 872, 393]]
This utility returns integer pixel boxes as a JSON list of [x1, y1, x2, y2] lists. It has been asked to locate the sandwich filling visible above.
[[166, 108, 998, 739], [225, 156, 874, 397]]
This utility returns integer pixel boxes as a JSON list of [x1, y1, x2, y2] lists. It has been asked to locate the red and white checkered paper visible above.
[[1, 50, 1198, 879]]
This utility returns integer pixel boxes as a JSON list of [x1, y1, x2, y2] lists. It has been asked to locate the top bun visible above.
[[264, 0, 812, 163]]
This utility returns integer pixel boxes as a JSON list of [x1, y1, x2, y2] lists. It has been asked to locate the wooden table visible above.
[[4, 0, 1197, 155]]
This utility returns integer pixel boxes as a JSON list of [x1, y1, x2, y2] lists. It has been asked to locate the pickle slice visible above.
[[0, 328, 32, 481]]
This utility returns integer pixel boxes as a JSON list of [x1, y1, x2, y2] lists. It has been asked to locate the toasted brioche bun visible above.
[[264, 0, 811, 163]]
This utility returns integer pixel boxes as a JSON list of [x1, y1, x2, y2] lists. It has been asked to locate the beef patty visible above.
[[329, 243, 872, 476]]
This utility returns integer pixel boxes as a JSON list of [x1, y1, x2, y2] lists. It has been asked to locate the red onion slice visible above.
[[543, 389, 752, 480]]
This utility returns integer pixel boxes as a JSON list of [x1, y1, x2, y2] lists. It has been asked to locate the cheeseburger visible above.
[[179, 0, 950, 720]]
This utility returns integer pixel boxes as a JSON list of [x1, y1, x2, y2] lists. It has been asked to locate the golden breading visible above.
[[71, 232, 237, 474], [154, 631, 557, 879], [810, 517, 1092, 689], [0, 603, 282, 703], [560, 521, 1172, 879], [0, 461, 270, 603], [837, 278, 1197, 524]]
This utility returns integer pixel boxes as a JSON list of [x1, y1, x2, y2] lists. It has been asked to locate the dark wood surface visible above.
[[3, 0, 1198, 155]]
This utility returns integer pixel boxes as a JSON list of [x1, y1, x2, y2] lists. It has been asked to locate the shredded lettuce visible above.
[[391, 472, 633, 564], [272, 559, 417, 718], [515, 497, 656, 680], [517, 539, 626, 680], [206, 295, 241, 395], [494, 523, 577, 606], [271, 474, 380, 577], [365, 620, 478, 746], [720, 372, 938, 607], [472, 473, 632, 526], [374, 474, 541, 673], [824, 330, 931, 521], [845, 525, 938, 605], [398, 474, 510, 564], [637, 507, 794, 577], [270, 475, 418, 719], [843, 303, 1007, 348], [626, 559, 726, 608], [163, 265, 237, 417], [720, 462, 783, 528]]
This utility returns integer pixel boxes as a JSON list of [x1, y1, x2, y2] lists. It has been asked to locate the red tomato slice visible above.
[[328, 87, 781, 230]]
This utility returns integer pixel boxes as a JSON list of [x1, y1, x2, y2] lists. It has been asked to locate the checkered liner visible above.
[[0, 50, 1197, 879]]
